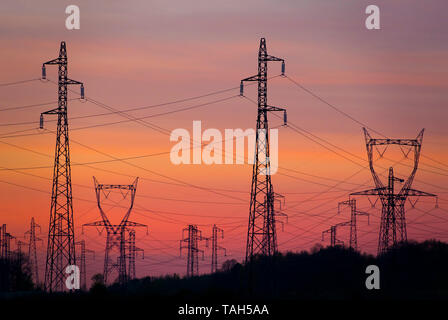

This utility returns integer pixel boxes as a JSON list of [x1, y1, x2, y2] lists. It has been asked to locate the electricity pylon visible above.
[[338, 199, 369, 250], [0, 224, 14, 290], [25, 217, 42, 285], [322, 225, 345, 247], [180, 225, 205, 277], [75, 240, 95, 291], [83, 177, 147, 285], [240, 38, 287, 262], [40, 41, 85, 292], [127, 229, 144, 280], [208, 225, 226, 273], [0, 224, 14, 261], [351, 128, 437, 255]]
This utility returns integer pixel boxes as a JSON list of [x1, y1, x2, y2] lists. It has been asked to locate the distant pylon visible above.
[[0, 224, 14, 261], [0, 225, 14, 291], [209, 225, 226, 273], [83, 177, 148, 285], [40, 41, 85, 292], [351, 129, 437, 255], [75, 240, 95, 291], [180, 225, 205, 277], [128, 230, 136, 280], [25, 217, 42, 285], [338, 199, 369, 251], [240, 38, 287, 262], [127, 229, 144, 280], [322, 225, 344, 247]]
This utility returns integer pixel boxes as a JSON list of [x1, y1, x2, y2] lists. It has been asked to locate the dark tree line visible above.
[[99, 240, 448, 300], [2, 240, 448, 301], [0, 253, 34, 293]]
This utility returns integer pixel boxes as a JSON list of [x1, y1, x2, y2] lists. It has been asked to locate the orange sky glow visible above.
[[0, 0, 447, 283]]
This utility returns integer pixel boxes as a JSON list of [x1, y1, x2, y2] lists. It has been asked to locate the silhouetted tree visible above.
[[221, 259, 238, 272], [90, 273, 106, 294], [0, 254, 33, 292]]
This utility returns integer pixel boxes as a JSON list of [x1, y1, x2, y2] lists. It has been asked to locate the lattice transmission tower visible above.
[[180, 225, 205, 277], [83, 177, 148, 285], [322, 225, 345, 247], [0, 224, 14, 261], [25, 217, 42, 285], [351, 128, 437, 255], [75, 240, 95, 291], [208, 225, 226, 273], [240, 38, 287, 262], [127, 229, 144, 280], [40, 41, 85, 292], [338, 199, 369, 250], [0, 224, 14, 291]]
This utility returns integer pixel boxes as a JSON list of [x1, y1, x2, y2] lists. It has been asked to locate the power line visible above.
[[0, 78, 40, 87]]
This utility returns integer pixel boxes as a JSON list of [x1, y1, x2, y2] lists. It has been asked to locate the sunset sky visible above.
[[0, 0, 447, 283]]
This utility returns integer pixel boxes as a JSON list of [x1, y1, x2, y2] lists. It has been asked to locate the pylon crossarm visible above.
[[404, 188, 437, 198], [123, 221, 149, 235], [41, 108, 59, 115], [43, 57, 64, 66], [356, 210, 370, 224], [365, 129, 424, 147], [368, 139, 421, 147], [338, 199, 352, 213], [83, 221, 108, 229], [265, 105, 285, 112], [351, 187, 386, 196], [97, 184, 135, 190], [264, 55, 283, 62], [241, 74, 260, 82], [65, 78, 83, 86], [335, 221, 351, 228]]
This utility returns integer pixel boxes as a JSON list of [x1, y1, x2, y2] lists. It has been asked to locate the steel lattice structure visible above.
[[127, 229, 144, 280], [83, 177, 147, 285], [0, 224, 14, 291], [0, 224, 12, 260], [180, 225, 204, 277], [41, 41, 84, 292], [351, 128, 437, 255], [75, 240, 95, 291], [209, 225, 226, 273], [25, 217, 42, 286], [240, 38, 287, 261], [338, 199, 369, 250], [322, 225, 345, 247]]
